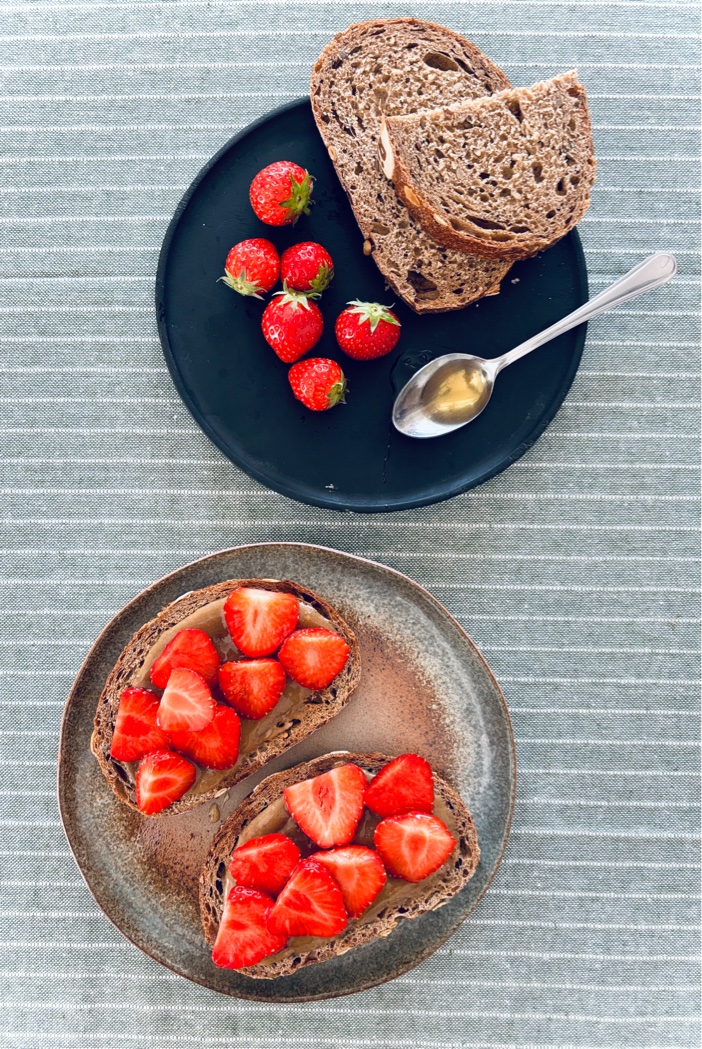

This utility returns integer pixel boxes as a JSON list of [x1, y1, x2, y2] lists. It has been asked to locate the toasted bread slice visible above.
[[381, 71, 596, 262], [310, 19, 512, 312], [200, 751, 479, 978], [91, 581, 361, 817]]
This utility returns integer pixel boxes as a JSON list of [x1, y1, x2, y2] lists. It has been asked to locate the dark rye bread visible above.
[[310, 19, 512, 312], [91, 580, 361, 817], [200, 751, 480, 978], [381, 71, 596, 262]]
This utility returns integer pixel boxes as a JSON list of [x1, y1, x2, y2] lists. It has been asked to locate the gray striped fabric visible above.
[[0, 1, 700, 1046]]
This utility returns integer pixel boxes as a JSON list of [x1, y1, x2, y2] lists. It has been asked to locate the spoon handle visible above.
[[494, 251, 677, 373]]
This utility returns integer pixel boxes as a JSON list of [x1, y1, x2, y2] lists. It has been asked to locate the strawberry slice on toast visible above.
[[283, 762, 366, 848], [278, 628, 349, 690], [267, 858, 347, 937], [109, 687, 171, 762], [156, 666, 216, 733], [169, 704, 241, 770], [223, 587, 299, 658], [374, 812, 457, 883], [135, 749, 196, 815], [149, 628, 221, 689], [218, 658, 287, 720], [229, 834, 301, 897], [364, 753, 435, 817], [312, 845, 387, 918], [212, 886, 288, 969]]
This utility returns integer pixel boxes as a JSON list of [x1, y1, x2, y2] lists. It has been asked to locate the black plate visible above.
[[156, 99, 588, 513]]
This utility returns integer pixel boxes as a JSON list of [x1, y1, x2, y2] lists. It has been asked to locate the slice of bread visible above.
[[200, 751, 480, 978], [381, 71, 596, 262], [310, 19, 513, 313], [91, 580, 361, 817]]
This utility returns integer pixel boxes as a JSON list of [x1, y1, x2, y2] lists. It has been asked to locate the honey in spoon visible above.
[[421, 358, 493, 426]]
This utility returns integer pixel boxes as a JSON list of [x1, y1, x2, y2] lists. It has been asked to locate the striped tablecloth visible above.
[[0, 2, 699, 1047]]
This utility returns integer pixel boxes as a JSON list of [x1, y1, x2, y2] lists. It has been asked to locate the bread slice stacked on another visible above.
[[91, 580, 361, 816], [380, 71, 596, 262], [310, 19, 513, 313], [200, 751, 480, 978]]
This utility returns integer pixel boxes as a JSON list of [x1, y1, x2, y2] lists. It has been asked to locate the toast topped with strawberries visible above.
[[200, 751, 480, 977], [91, 580, 361, 817]]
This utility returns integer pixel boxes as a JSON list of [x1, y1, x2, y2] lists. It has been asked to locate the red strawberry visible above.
[[261, 287, 324, 363], [267, 859, 347, 937], [212, 886, 287, 969], [223, 587, 299, 658], [229, 834, 301, 897], [280, 242, 334, 297], [288, 358, 346, 412], [217, 658, 287, 720], [169, 704, 241, 770], [250, 161, 313, 226], [135, 749, 196, 815], [335, 300, 401, 360], [156, 666, 216, 733], [374, 813, 456, 883], [150, 628, 220, 690], [364, 753, 435, 818], [109, 687, 171, 762], [218, 238, 280, 299], [311, 846, 387, 919], [283, 762, 366, 848], [277, 628, 349, 690]]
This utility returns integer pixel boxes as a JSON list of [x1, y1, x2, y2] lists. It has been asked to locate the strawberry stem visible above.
[[346, 299, 399, 333], [218, 269, 264, 299], [273, 284, 313, 311], [281, 171, 313, 223], [328, 377, 347, 408], [308, 263, 333, 298]]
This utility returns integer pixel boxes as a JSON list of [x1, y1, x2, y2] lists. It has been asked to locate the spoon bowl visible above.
[[393, 252, 677, 439], [392, 353, 497, 439]]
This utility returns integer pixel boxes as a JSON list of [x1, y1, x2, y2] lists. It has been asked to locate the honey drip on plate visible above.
[[421, 361, 491, 426]]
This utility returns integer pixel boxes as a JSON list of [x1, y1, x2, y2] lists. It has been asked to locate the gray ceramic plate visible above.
[[58, 544, 516, 1001]]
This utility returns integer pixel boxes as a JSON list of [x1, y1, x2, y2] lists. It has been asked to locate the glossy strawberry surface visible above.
[[249, 161, 312, 226]]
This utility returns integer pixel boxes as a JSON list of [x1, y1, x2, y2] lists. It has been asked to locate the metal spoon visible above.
[[392, 252, 677, 439]]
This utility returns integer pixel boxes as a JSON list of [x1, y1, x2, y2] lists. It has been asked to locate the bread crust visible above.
[[200, 751, 480, 978], [91, 581, 361, 817], [384, 75, 596, 262], [310, 19, 512, 313]]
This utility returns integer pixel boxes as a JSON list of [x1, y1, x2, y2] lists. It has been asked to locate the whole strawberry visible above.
[[289, 358, 346, 412], [261, 286, 324, 363], [281, 242, 334, 297], [250, 161, 313, 227], [335, 300, 401, 361], [218, 238, 279, 299]]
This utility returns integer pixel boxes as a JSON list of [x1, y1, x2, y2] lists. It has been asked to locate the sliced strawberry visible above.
[[277, 628, 349, 690], [150, 628, 220, 690], [311, 846, 387, 919], [267, 859, 347, 938], [229, 834, 301, 897], [217, 658, 287, 720], [135, 749, 196, 815], [223, 587, 299, 658], [212, 886, 287, 970], [364, 753, 435, 818], [283, 762, 366, 848], [109, 687, 171, 762], [156, 666, 216, 733], [374, 813, 457, 883], [169, 704, 241, 770]]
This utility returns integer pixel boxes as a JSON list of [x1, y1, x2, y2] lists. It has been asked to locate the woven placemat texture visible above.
[[0, 1, 700, 1047]]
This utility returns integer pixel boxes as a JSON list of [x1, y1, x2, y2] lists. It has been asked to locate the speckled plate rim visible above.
[[58, 543, 517, 1000]]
